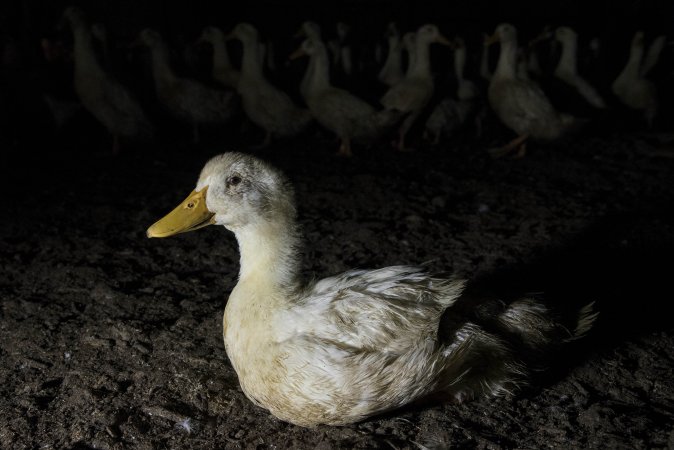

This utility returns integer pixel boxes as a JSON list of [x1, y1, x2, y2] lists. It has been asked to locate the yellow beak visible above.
[[484, 33, 500, 46], [147, 187, 215, 238]]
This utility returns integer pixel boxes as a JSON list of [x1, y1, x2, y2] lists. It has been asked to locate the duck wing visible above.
[[282, 266, 465, 353]]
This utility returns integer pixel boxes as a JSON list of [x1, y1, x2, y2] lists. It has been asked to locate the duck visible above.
[[291, 37, 404, 156], [198, 26, 240, 90], [146, 151, 598, 427], [425, 37, 482, 144], [329, 22, 353, 77], [335, 22, 353, 77], [61, 7, 153, 153], [228, 23, 312, 147], [485, 23, 578, 157], [611, 31, 659, 127], [381, 24, 452, 151], [138, 28, 237, 143], [296, 21, 323, 101], [553, 27, 606, 109], [378, 22, 404, 87]]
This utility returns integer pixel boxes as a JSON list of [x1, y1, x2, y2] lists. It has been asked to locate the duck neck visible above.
[[240, 38, 264, 80], [307, 45, 331, 92], [383, 36, 401, 72], [211, 36, 232, 75], [618, 42, 644, 81], [494, 39, 518, 79], [409, 38, 431, 78], [149, 42, 177, 86], [234, 219, 301, 294], [556, 37, 577, 77], [71, 24, 102, 76]]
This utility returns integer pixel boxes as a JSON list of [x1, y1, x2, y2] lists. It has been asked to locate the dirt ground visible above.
[[1, 127, 674, 449]]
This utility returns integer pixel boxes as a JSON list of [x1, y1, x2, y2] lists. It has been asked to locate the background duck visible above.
[[229, 23, 312, 148], [292, 37, 403, 156], [425, 37, 482, 144], [147, 152, 597, 427], [486, 23, 579, 157], [296, 21, 323, 101], [377, 22, 404, 88], [381, 24, 452, 151], [138, 28, 237, 144], [612, 31, 659, 128], [199, 26, 240, 90], [62, 7, 153, 153], [553, 27, 607, 110]]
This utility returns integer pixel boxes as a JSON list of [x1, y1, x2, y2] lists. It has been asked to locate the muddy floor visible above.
[[1, 127, 674, 449]]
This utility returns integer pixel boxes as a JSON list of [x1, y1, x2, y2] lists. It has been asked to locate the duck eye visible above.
[[227, 175, 242, 187]]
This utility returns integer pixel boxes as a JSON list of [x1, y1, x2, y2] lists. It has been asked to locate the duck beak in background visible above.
[[289, 46, 307, 60], [436, 34, 454, 48], [147, 187, 215, 238], [484, 33, 499, 46]]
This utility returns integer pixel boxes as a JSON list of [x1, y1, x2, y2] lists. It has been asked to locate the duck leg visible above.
[[336, 137, 353, 157], [488, 134, 529, 158]]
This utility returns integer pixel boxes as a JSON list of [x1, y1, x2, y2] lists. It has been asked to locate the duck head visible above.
[[138, 29, 163, 48], [227, 23, 259, 44], [60, 6, 87, 31], [485, 23, 517, 46], [415, 24, 452, 47], [289, 37, 324, 60], [554, 26, 577, 45], [199, 25, 225, 44], [385, 22, 399, 39], [147, 153, 296, 238], [295, 21, 321, 40]]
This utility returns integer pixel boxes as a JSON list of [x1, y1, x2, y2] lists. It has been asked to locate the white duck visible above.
[[612, 31, 659, 127], [378, 22, 404, 87], [147, 152, 597, 427], [553, 27, 606, 109], [199, 26, 240, 90], [61, 7, 153, 152], [292, 38, 403, 156], [297, 21, 323, 101], [228, 23, 312, 147], [381, 24, 452, 151], [330, 22, 353, 77], [138, 29, 237, 143], [486, 23, 577, 157]]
